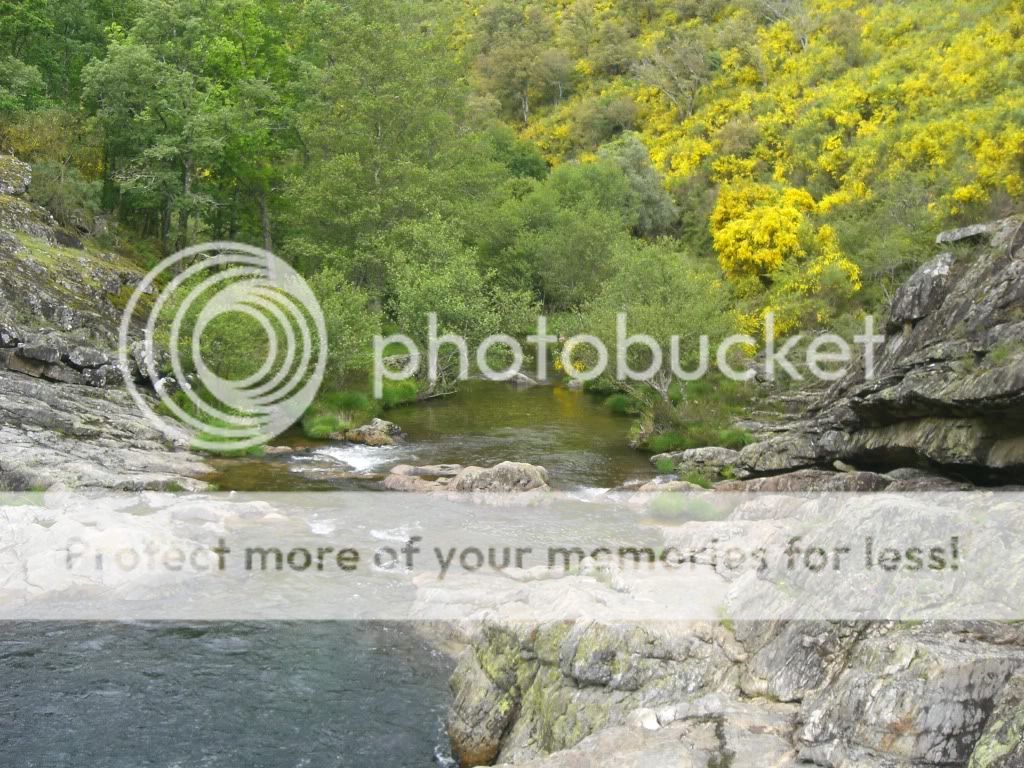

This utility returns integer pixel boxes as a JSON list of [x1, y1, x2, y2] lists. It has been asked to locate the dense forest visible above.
[[3, 0, 1022, 451]]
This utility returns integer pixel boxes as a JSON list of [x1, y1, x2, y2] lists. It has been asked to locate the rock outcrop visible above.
[[0, 369, 210, 491], [650, 446, 750, 480], [0, 155, 206, 491], [729, 216, 1024, 486]]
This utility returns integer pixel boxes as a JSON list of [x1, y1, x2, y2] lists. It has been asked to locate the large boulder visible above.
[[650, 446, 749, 480], [342, 418, 403, 446], [448, 461, 550, 493]]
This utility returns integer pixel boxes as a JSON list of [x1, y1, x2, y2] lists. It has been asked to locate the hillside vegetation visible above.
[[2, 0, 1021, 444]]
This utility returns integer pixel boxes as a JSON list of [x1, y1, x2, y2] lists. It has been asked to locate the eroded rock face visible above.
[[734, 216, 1024, 483], [0, 369, 210, 491], [968, 673, 1024, 767], [797, 628, 1024, 767], [447, 620, 746, 766], [0, 155, 205, 491]]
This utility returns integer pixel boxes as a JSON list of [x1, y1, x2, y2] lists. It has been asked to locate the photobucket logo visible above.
[[373, 313, 884, 396], [118, 242, 327, 452]]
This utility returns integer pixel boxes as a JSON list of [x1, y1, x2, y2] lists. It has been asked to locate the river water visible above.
[[2, 382, 652, 767], [1, 622, 455, 767], [210, 380, 655, 493]]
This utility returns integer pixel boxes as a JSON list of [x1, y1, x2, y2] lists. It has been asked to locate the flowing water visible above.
[[3, 382, 654, 766], [0, 622, 455, 767], [210, 381, 656, 493]]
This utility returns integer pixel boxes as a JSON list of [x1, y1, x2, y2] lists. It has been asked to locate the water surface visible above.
[[0, 622, 454, 767]]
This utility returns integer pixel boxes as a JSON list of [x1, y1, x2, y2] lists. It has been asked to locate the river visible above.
[[2, 382, 652, 767], [208, 380, 656, 492]]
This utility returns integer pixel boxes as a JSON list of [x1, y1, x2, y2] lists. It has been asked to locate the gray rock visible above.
[[737, 621, 866, 702], [0, 369, 210, 491], [382, 472, 442, 493], [797, 628, 1024, 766], [448, 620, 745, 766], [651, 446, 748, 480], [968, 673, 1024, 767], [67, 345, 111, 370], [0, 322, 22, 347], [449, 461, 550, 493], [936, 221, 1001, 244], [0, 155, 31, 196], [732, 215, 1024, 483], [493, 698, 800, 768], [632, 479, 706, 494], [509, 372, 538, 388], [716, 469, 892, 493], [888, 252, 955, 332], [342, 418, 403, 446], [19, 340, 65, 364]]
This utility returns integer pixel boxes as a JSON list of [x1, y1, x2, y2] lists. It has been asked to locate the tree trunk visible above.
[[258, 190, 273, 253]]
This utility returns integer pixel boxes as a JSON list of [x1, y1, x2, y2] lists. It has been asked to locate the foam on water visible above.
[[314, 444, 408, 473]]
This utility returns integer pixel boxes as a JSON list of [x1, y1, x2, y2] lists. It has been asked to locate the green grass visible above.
[[680, 471, 714, 489], [301, 410, 352, 439], [654, 457, 677, 474], [301, 389, 377, 439], [604, 393, 639, 415], [645, 425, 754, 454], [988, 342, 1020, 365], [379, 379, 419, 409], [299, 380, 418, 440]]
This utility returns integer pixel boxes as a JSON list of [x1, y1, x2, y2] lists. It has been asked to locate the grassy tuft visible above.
[[654, 457, 677, 474]]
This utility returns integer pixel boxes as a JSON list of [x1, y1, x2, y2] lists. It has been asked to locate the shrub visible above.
[[604, 393, 638, 415]]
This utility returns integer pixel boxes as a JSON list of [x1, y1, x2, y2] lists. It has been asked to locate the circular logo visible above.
[[118, 242, 327, 452]]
